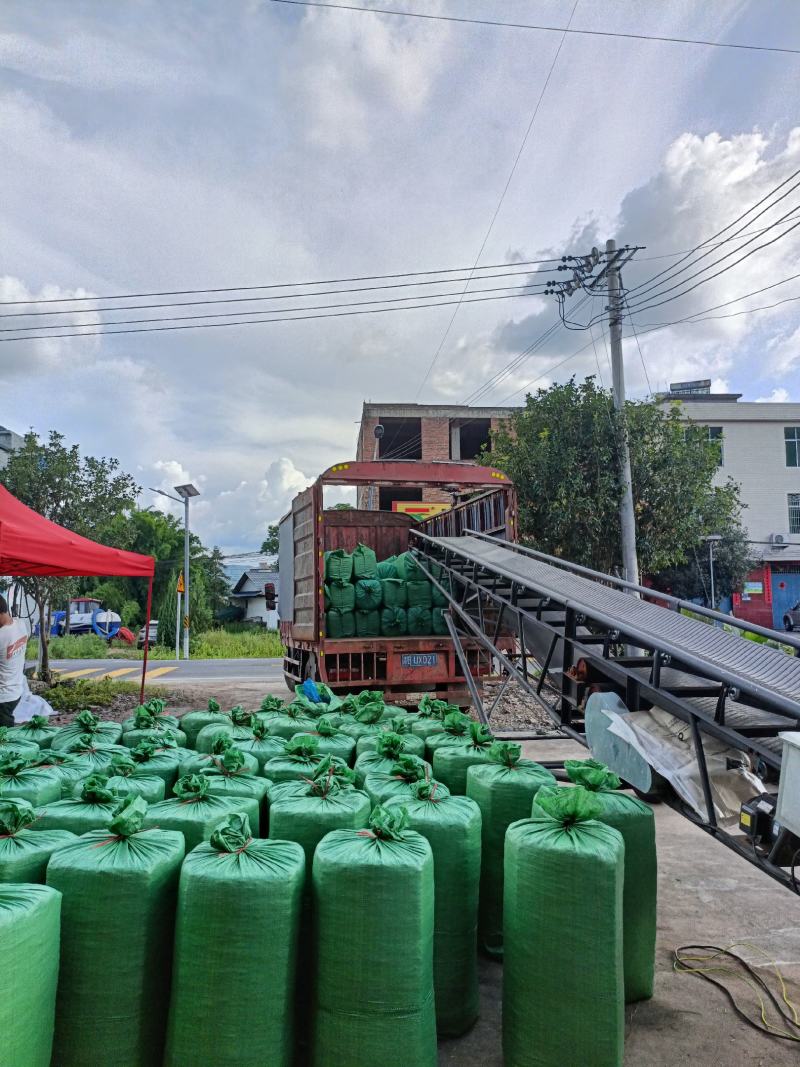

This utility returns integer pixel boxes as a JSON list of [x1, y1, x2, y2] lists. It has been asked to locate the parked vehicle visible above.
[[783, 603, 800, 631], [279, 460, 516, 702], [35, 597, 122, 639], [137, 620, 159, 649]]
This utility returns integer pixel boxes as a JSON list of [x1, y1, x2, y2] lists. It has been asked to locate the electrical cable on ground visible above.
[[413, 0, 579, 399]]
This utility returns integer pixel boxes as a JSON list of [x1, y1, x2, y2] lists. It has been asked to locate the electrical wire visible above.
[[0, 266, 560, 319], [267, 0, 800, 55], [0, 278, 552, 335], [0, 257, 561, 308], [674, 944, 800, 1040], [628, 167, 800, 298], [414, 0, 579, 398], [633, 212, 800, 261], [0, 287, 549, 344], [623, 292, 653, 395]]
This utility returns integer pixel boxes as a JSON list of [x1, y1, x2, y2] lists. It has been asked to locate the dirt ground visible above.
[[79, 681, 800, 1065]]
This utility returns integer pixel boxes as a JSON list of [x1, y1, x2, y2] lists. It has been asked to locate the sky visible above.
[[2, 0, 800, 551]]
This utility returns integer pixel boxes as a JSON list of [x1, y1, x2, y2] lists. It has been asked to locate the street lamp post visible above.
[[149, 482, 200, 659], [704, 534, 723, 611]]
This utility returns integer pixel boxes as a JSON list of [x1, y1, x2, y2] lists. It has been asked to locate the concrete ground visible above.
[[440, 738, 800, 1066]]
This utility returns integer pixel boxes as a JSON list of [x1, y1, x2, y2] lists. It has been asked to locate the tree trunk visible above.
[[64, 598, 71, 638], [38, 597, 52, 684]]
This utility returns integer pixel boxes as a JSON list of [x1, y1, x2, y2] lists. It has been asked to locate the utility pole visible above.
[[606, 239, 641, 587], [149, 482, 200, 659]]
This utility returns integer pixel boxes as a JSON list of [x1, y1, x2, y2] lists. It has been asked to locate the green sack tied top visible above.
[[466, 721, 493, 749], [259, 695, 283, 714], [0, 755, 34, 778], [74, 710, 101, 733], [173, 774, 211, 802], [107, 795, 148, 837], [406, 779, 447, 804], [360, 803, 409, 841], [79, 774, 118, 805], [313, 716, 339, 738], [375, 731, 408, 760], [439, 711, 471, 737], [285, 735, 321, 760], [109, 753, 138, 778], [207, 698, 222, 714], [353, 701, 385, 726], [301, 754, 356, 797], [18, 714, 51, 732], [535, 784, 604, 826], [391, 754, 431, 784], [209, 812, 253, 853], [417, 695, 451, 719], [564, 758, 622, 792], [203, 748, 247, 778], [0, 797, 37, 834], [230, 706, 254, 727], [487, 741, 524, 767]]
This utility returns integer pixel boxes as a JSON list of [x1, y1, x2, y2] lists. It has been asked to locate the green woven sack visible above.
[[394, 551, 424, 581], [352, 542, 378, 579], [0, 799, 76, 883], [0, 756, 63, 806], [269, 764, 371, 887], [51, 710, 123, 751], [424, 710, 474, 760], [200, 749, 270, 834], [432, 579, 451, 608], [504, 787, 624, 1067], [466, 742, 556, 956], [431, 607, 449, 635], [325, 609, 356, 639], [356, 727, 424, 759], [293, 717, 356, 764], [178, 700, 230, 747], [355, 578, 382, 610], [407, 580, 433, 608], [123, 725, 188, 750], [263, 736, 324, 784], [339, 701, 392, 741], [267, 704, 320, 740], [0, 725, 40, 760], [380, 578, 407, 608], [238, 722, 288, 771], [312, 807, 437, 1066], [36, 774, 123, 836], [376, 556, 397, 579], [164, 815, 304, 1067], [47, 798, 185, 1067], [431, 722, 494, 794], [324, 549, 353, 582], [355, 609, 381, 637], [121, 703, 181, 734], [353, 732, 423, 786], [104, 752, 166, 803], [7, 714, 58, 749], [407, 605, 432, 636], [143, 775, 260, 850], [129, 739, 184, 790], [62, 734, 130, 771], [380, 605, 408, 637], [0, 883, 61, 1067], [326, 579, 355, 612], [257, 694, 286, 718], [363, 753, 442, 806], [34, 751, 94, 798], [561, 758, 657, 1002], [385, 782, 481, 1036]]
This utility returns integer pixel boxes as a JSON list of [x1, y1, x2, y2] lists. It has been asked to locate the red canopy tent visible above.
[[0, 484, 156, 700]]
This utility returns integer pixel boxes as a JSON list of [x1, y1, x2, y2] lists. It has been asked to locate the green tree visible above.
[[484, 378, 752, 595], [0, 431, 139, 679], [202, 547, 230, 619], [260, 524, 279, 557]]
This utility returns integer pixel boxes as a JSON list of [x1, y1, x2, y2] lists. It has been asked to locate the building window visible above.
[[706, 426, 723, 466], [789, 494, 800, 534], [785, 427, 800, 467]]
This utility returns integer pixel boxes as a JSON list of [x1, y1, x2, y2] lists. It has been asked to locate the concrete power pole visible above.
[[606, 238, 640, 587]]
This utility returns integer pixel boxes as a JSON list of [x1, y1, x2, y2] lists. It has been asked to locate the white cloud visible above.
[[756, 387, 790, 402]]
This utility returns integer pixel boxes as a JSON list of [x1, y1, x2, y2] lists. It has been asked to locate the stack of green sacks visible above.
[[325, 548, 355, 638]]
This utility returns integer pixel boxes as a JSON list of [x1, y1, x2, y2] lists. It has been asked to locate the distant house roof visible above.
[[231, 568, 278, 598]]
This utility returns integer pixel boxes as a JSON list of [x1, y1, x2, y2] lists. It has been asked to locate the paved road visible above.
[[27, 657, 285, 686]]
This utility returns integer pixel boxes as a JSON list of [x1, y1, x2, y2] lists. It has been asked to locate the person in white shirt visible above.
[[0, 596, 29, 727]]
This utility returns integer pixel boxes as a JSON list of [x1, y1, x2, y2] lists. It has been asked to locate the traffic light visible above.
[[264, 582, 276, 610]]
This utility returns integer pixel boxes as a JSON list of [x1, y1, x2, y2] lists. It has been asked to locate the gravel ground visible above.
[[479, 678, 562, 735]]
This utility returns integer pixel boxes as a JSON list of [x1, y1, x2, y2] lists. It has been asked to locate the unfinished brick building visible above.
[[355, 402, 517, 510]]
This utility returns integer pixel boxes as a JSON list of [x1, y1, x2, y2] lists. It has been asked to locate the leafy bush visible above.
[[42, 677, 141, 711], [120, 599, 141, 628], [191, 629, 284, 658], [47, 634, 109, 659]]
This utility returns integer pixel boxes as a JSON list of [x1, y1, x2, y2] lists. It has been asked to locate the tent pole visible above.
[[140, 574, 153, 703]]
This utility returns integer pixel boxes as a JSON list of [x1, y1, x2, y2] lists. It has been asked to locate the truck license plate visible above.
[[401, 653, 439, 669]]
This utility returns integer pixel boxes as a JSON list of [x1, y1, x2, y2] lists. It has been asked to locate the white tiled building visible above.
[[662, 382, 800, 629]]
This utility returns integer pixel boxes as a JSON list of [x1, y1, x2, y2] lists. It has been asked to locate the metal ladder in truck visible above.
[[410, 527, 800, 893]]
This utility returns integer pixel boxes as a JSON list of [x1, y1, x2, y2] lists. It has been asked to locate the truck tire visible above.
[[785, 616, 794, 632]]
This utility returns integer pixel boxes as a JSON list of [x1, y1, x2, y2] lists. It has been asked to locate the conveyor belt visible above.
[[433, 534, 800, 718]]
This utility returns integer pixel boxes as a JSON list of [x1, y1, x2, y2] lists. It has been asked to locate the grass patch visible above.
[[42, 677, 141, 711], [45, 628, 286, 661], [47, 634, 111, 659]]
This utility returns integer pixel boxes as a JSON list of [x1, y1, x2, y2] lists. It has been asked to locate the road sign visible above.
[[176, 572, 185, 594]]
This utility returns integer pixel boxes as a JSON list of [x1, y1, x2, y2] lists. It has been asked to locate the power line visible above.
[[627, 168, 800, 298], [0, 256, 561, 308], [632, 270, 800, 326], [413, 0, 579, 399], [0, 286, 549, 343], [0, 278, 552, 335], [633, 213, 800, 261], [267, 0, 800, 55], [0, 265, 558, 320], [623, 293, 653, 394]]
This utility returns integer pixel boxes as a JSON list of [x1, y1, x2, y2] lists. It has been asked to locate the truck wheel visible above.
[[785, 617, 794, 632]]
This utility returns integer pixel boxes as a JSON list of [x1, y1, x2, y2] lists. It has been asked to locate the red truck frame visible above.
[[279, 460, 517, 703]]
